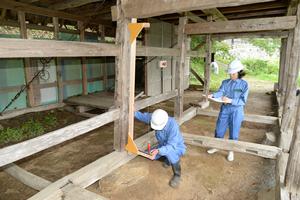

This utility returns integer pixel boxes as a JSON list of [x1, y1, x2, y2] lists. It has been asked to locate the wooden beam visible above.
[[62, 184, 109, 200], [202, 8, 227, 21], [0, 109, 120, 167], [0, 103, 64, 120], [50, 0, 105, 10], [4, 164, 109, 199], [0, 38, 120, 58], [53, 17, 64, 103], [212, 31, 289, 40], [4, 163, 51, 191], [137, 46, 179, 57], [136, 46, 203, 57], [190, 68, 204, 85], [0, 85, 22, 93], [185, 16, 297, 35], [197, 109, 278, 125], [27, 130, 157, 200], [121, 0, 274, 18], [183, 133, 281, 159], [135, 90, 178, 111], [174, 17, 187, 120], [185, 11, 206, 23]]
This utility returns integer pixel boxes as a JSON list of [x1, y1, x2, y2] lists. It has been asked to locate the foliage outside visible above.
[[190, 36, 300, 91]]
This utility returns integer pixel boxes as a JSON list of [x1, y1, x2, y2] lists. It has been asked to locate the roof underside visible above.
[[0, 0, 290, 30]]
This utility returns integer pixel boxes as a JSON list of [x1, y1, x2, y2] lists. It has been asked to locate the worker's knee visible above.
[[164, 153, 181, 164]]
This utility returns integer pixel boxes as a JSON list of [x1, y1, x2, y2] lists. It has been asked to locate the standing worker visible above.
[[134, 109, 186, 188], [207, 59, 249, 161]]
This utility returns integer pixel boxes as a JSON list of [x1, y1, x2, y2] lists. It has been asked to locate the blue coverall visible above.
[[212, 78, 249, 140], [135, 111, 186, 164]]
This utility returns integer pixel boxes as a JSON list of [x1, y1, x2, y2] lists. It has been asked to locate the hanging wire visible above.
[[0, 57, 53, 115]]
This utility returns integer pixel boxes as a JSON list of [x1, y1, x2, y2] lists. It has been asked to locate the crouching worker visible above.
[[135, 109, 186, 188]]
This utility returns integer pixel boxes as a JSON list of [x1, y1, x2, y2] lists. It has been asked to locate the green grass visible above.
[[0, 113, 58, 146]]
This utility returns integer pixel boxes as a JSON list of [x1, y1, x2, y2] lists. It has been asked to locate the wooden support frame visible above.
[[280, 3, 300, 154], [78, 21, 88, 95], [197, 108, 278, 125], [190, 68, 204, 85], [285, 97, 300, 194], [135, 90, 178, 111], [0, 38, 120, 58], [4, 163, 51, 191], [174, 16, 187, 120], [4, 164, 109, 199], [185, 16, 297, 35], [53, 17, 64, 103], [0, 109, 120, 167], [202, 8, 227, 21], [183, 133, 281, 159], [0, 103, 65, 120], [27, 130, 157, 200], [204, 16, 212, 101], [18, 11, 35, 107]]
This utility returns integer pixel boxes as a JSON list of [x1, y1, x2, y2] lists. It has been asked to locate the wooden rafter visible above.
[[202, 8, 227, 21], [0, 0, 111, 26], [185, 11, 206, 22]]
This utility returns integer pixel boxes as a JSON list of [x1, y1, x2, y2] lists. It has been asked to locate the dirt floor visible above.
[[0, 78, 278, 200]]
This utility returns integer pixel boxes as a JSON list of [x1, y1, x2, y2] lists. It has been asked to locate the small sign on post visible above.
[[159, 60, 168, 68]]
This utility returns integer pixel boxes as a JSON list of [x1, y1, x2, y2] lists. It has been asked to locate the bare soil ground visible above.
[[0, 79, 277, 200]]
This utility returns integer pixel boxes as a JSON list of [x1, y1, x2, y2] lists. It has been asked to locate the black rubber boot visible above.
[[162, 158, 170, 168], [169, 161, 181, 188]]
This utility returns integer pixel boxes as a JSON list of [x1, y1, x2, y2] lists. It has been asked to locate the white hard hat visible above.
[[151, 109, 168, 130], [228, 59, 244, 74]]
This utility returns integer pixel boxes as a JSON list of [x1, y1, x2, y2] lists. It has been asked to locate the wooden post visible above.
[[53, 17, 64, 102], [18, 11, 35, 107], [285, 96, 300, 195], [280, 3, 300, 153], [78, 21, 88, 95], [99, 24, 108, 91], [278, 38, 287, 112], [174, 16, 187, 119], [113, 0, 131, 151], [204, 16, 212, 101]]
